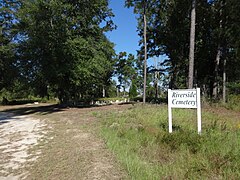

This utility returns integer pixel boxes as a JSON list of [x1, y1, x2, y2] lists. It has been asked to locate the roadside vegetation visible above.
[[98, 104, 240, 179], [223, 95, 240, 112]]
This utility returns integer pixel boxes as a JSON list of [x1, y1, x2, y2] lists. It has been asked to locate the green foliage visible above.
[[228, 82, 240, 95], [0, 1, 20, 91], [160, 131, 202, 153], [115, 52, 140, 94], [224, 95, 240, 111], [104, 80, 118, 98], [98, 105, 240, 179], [1, 0, 240, 103], [126, 0, 240, 99], [1, 0, 116, 103], [129, 80, 138, 98]]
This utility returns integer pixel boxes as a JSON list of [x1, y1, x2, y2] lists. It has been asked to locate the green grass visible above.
[[98, 104, 240, 179], [225, 94, 240, 111], [97, 97, 127, 101]]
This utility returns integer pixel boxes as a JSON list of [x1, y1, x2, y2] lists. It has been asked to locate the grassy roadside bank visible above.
[[98, 104, 240, 179]]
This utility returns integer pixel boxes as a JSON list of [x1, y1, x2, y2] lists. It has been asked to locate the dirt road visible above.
[[0, 104, 128, 180], [0, 111, 47, 179]]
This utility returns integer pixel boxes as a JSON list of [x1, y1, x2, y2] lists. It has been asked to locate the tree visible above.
[[146, 0, 191, 89], [125, 0, 148, 103], [127, 0, 240, 100], [16, 0, 115, 103], [129, 79, 138, 98], [0, 0, 20, 92], [115, 52, 138, 96]]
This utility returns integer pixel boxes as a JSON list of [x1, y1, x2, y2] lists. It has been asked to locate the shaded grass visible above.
[[224, 94, 240, 111], [98, 104, 240, 179]]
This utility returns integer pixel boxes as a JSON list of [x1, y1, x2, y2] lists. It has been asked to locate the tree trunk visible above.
[[102, 86, 105, 98], [213, 45, 221, 99], [223, 57, 226, 103], [188, 0, 196, 89], [213, 0, 224, 100], [222, 42, 227, 103], [154, 57, 158, 99], [143, 5, 147, 103], [222, 0, 226, 103]]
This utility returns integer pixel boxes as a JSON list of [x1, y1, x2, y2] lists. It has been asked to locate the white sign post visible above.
[[168, 88, 201, 134]]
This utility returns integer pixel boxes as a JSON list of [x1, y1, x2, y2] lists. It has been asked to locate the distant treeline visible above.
[[1, 0, 240, 105]]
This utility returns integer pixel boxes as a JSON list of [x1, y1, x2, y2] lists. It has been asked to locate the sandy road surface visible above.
[[0, 112, 47, 179], [0, 104, 129, 180]]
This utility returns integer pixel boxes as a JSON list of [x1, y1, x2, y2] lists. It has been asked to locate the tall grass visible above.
[[99, 104, 240, 179], [225, 94, 240, 111]]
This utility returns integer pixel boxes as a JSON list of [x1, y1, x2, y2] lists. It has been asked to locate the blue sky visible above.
[[106, 0, 168, 87], [105, 0, 167, 66], [106, 0, 140, 56]]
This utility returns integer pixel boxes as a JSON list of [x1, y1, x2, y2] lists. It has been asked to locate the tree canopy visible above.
[[1, 0, 240, 104], [126, 0, 240, 100], [1, 0, 116, 103]]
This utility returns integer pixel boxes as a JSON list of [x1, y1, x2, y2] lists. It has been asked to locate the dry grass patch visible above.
[[25, 105, 128, 180]]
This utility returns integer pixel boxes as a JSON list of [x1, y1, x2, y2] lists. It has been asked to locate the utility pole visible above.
[[143, 0, 147, 103]]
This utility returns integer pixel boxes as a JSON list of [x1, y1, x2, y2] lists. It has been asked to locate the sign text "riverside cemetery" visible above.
[[170, 90, 197, 108], [168, 88, 201, 134]]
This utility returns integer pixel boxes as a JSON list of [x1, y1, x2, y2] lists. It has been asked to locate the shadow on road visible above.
[[0, 102, 133, 125], [0, 104, 67, 125], [0, 104, 66, 116]]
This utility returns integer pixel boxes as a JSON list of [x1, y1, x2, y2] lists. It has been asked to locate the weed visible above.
[[99, 104, 240, 179], [159, 130, 202, 153]]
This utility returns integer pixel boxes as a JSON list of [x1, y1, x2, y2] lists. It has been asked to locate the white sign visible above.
[[169, 89, 197, 108], [168, 88, 201, 134]]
